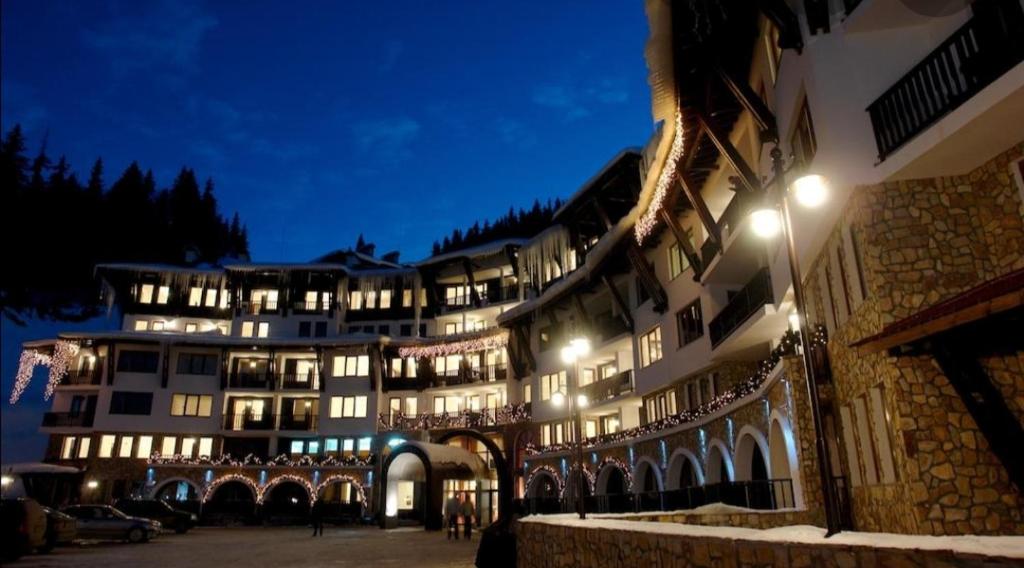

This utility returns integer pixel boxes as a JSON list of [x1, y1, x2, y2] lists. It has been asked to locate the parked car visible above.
[[61, 504, 161, 543], [1, 497, 48, 561], [41, 506, 77, 550], [115, 499, 197, 533]]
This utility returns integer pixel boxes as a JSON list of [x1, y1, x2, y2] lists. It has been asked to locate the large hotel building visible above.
[[13, 0, 1024, 538]]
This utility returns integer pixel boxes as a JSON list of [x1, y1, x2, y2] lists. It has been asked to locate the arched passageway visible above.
[[632, 458, 664, 511], [524, 469, 562, 515], [595, 463, 630, 513], [153, 479, 201, 515], [203, 480, 257, 525], [261, 481, 311, 525], [769, 414, 802, 508], [318, 477, 364, 524]]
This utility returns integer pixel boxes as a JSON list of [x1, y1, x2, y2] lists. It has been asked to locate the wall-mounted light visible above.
[[86, 480, 99, 490]]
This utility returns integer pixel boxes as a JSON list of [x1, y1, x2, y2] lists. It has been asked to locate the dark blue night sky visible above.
[[2, 0, 653, 261], [1, 1, 652, 462]]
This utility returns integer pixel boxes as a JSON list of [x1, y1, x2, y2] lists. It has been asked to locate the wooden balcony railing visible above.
[[62, 367, 103, 386], [579, 370, 634, 405], [42, 412, 95, 428], [867, 2, 1024, 159], [378, 403, 530, 432], [709, 267, 773, 347], [222, 413, 275, 431]]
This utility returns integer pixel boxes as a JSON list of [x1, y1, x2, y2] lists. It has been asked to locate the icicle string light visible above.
[[527, 328, 825, 455], [635, 110, 686, 245], [258, 474, 317, 504], [201, 473, 258, 503], [149, 452, 373, 468], [10, 349, 50, 404], [45, 341, 80, 400], [398, 329, 508, 359]]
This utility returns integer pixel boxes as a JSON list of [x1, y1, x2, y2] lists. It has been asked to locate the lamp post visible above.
[[552, 337, 591, 520], [748, 147, 842, 536]]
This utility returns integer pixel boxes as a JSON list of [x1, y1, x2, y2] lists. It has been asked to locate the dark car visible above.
[[115, 499, 197, 533], [41, 506, 77, 550], [62, 504, 160, 543], [1, 498, 48, 561]]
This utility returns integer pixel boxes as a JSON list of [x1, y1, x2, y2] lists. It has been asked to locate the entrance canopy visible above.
[[389, 441, 487, 481]]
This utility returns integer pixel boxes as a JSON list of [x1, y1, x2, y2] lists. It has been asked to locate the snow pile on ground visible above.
[[520, 515, 1024, 559]]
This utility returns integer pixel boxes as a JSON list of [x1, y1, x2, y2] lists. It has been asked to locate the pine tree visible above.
[[86, 158, 104, 198]]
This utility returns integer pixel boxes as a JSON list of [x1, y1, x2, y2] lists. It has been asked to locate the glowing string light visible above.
[[10, 349, 50, 404], [635, 110, 686, 245]]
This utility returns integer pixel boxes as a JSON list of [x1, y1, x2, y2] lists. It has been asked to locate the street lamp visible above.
[[749, 147, 842, 536], [552, 336, 591, 520]]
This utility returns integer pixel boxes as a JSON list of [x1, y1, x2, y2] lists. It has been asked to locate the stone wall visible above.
[[802, 142, 1024, 535], [624, 508, 813, 529], [515, 519, 1024, 568]]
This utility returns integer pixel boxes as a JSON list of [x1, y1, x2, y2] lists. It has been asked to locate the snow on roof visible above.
[[399, 441, 488, 477], [222, 262, 349, 272], [552, 148, 642, 221], [1, 462, 81, 475], [95, 263, 225, 276], [415, 238, 527, 266], [39, 330, 390, 348], [520, 516, 1024, 559]]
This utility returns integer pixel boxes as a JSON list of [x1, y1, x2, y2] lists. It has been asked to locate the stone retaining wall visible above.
[[516, 520, 1024, 568], [623, 508, 814, 530]]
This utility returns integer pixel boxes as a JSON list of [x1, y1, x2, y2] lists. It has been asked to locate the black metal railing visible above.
[[62, 368, 103, 386], [379, 403, 530, 432], [278, 414, 319, 431], [278, 373, 319, 390], [247, 299, 279, 314], [700, 237, 720, 268], [718, 190, 753, 239], [709, 267, 773, 347], [382, 376, 430, 391], [221, 413, 275, 431], [579, 370, 634, 405], [867, 3, 1024, 160], [518, 478, 795, 517], [590, 314, 630, 344], [292, 299, 331, 313], [228, 372, 271, 389], [42, 412, 95, 428]]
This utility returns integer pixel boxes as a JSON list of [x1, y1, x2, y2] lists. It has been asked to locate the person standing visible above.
[[310, 498, 324, 537], [460, 492, 475, 541], [444, 493, 461, 540]]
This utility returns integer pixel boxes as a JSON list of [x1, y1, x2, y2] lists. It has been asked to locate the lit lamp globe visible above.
[[560, 345, 578, 365], [570, 337, 591, 358], [750, 208, 782, 239], [792, 174, 829, 208], [576, 394, 589, 409], [551, 391, 566, 407]]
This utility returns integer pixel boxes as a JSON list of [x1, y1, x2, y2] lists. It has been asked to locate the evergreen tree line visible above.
[[1, 124, 250, 323], [430, 197, 564, 256]]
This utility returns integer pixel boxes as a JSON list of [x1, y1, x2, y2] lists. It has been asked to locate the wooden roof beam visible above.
[[714, 63, 778, 143], [659, 207, 704, 281], [461, 258, 483, 307], [627, 244, 668, 313], [676, 174, 722, 247], [601, 274, 634, 334], [695, 109, 762, 194]]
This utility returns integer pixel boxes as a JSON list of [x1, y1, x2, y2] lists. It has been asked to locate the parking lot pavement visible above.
[[13, 526, 479, 568]]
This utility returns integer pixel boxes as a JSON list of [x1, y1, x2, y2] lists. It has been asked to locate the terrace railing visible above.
[[709, 267, 773, 347]]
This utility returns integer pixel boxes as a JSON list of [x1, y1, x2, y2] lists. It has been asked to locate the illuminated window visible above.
[[241, 321, 254, 338], [308, 440, 320, 454], [138, 284, 154, 304], [332, 355, 369, 377], [180, 437, 196, 457], [188, 287, 203, 307], [156, 286, 170, 304], [523, 384, 532, 404], [99, 435, 116, 458], [358, 437, 371, 456], [219, 290, 230, 309], [135, 436, 153, 459], [61, 436, 76, 459], [198, 437, 213, 457], [342, 439, 354, 456], [639, 326, 663, 368], [540, 371, 567, 401], [668, 241, 691, 280], [402, 289, 413, 308], [324, 438, 339, 453], [290, 440, 304, 454], [204, 289, 217, 307], [118, 436, 134, 458], [78, 437, 91, 458], [161, 436, 176, 457], [379, 289, 392, 309], [330, 396, 368, 418], [185, 323, 198, 333], [257, 322, 270, 338], [134, 320, 149, 331], [152, 321, 166, 331], [171, 394, 213, 417], [348, 290, 363, 310]]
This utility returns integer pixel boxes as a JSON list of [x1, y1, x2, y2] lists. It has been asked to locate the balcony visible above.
[[439, 284, 519, 313], [278, 414, 318, 431], [291, 299, 333, 314], [61, 368, 103, 386], [222, 413, 275, 431], [579, 370, 634, 405], [867, 3, 1024, 160], [246, 299, 280, 315], [278, 373, 319, 390], [42, 412, 94, 428], [379, 403, 531, 432], [382, 375, 430, 391], [590, 314, 630, 344], [709, 267, 774, 347], [228, 372, 271, 389], [432, 364, 508, 387]]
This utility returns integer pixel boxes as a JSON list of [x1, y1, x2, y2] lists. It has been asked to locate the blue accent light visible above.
[[590, 452, 598, 464], [560, 458, 568, 477], [388, 438, 406, 448], [259, 470, 267, 485], [367, 471, 373, 485], [313, 470, 320, 485], [628, 446, 636, 467], [204, 469, 213, 483], [659, 440, 668, 469], [146, 468, 155, 483]]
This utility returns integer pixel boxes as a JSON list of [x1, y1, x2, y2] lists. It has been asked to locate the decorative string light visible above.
[[10, 349, 50, 404], [378, 402, 529, 432], [316, 474, 367, 507], [635, 109, 686, 245], [560, 463, 596, 499], [258, 474, 316, 505], [596, 456, 633, 491], [201, 473, 259, 503], [398, 329, 509, 359], [524, 465, 564, 496], [527, 328, 825, 455], [149, 452, 373, 468], [45, 341, 80, 400]]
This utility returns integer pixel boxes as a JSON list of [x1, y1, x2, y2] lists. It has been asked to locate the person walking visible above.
[[444, 493, 461, 540], [460, 492, 475, 541], [310, 498, 324, 537]]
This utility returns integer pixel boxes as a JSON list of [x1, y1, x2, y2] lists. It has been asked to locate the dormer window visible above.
[[188, 287, 203, 307], [204, 289, 217, 307], [138, 284, 154, 304]]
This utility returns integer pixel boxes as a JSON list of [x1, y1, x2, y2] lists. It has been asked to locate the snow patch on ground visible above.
[[520, 515, 1024, 559]]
